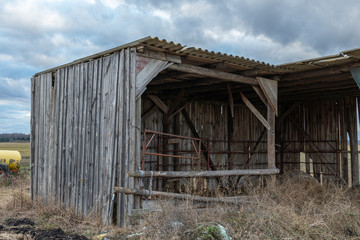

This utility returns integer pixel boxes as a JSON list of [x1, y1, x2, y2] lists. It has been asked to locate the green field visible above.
[[0, 142, 31, 176]]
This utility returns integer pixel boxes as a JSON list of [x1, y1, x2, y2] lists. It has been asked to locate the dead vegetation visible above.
[[0, 176, 106, 239], [1, 174, 360, 239], [131, 176, 360, 240]]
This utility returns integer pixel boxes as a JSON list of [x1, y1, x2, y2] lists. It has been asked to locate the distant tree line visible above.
[[0, 133, 30, 142]]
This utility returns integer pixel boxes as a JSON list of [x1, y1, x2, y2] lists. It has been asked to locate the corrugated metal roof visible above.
[[141, 37, 285, 73], [277, 48, 360, 73], [34, 36, 360, 77]]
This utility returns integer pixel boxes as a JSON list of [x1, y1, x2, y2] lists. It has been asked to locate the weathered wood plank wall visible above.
[[279, 97, 359, 185], [141, 99, 268, 173], [31, 48, 137, 226], [142, 96, 360, 186]]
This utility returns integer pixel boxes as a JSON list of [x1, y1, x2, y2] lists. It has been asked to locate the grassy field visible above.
[[0, 142, 30, 176]]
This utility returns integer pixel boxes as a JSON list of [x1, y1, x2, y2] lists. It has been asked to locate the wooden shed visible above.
[[31, 36, 360, 226]]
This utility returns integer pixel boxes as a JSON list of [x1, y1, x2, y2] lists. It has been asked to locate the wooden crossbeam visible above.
[[280, 64, 360, 81], [168, 63, 258, 85], [240, 92, 270, 130], [128, 168, 280, 178], [148, 95, 168, 113]]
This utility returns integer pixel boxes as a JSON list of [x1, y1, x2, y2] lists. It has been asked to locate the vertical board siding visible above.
[[31, 48, 137, 226]]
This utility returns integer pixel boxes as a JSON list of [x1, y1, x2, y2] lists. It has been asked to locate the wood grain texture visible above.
[[31, 48, 138, 226]]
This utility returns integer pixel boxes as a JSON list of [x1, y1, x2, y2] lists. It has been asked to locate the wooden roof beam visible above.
[[279, 79, 356, 93], [168, 63, 258, 85], [280, 63, 360, 81], [279, 73, 352, 87]]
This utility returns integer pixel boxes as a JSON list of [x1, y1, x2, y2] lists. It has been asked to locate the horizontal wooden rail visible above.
[[128, 168, 279, 178], [114, 187, 251, 204]]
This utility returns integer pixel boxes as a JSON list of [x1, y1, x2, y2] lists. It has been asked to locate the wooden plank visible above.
[[148, 95, 168, 113], [60, 67, 69, 204], [127, 48, 137, 225], [48, 73, 55, 198], [93, 57, 103, 213], [181, 108, 218, 175], [136, 58, 172, 96], [120, 48, 131, 226], [227, 84, 234, 118], [137, 48, 182, 63], [65, 66, 75, 208], [288, 115, 346, 182], [30, 77, 37, 199], [347, 97, 359, 186], [57, 69, 65, 203], [240, 92, 270, 130], [129, 168, 280, 178], [79, 62, 89, 214], [114, 187, 251, 204], [168, 63, 258, 85], [256, 77, 278, 115], [71, 64, 80, 209], [134, 97, 142, 210], [116, 49, 125, 226], [52, 71, 60, 202]]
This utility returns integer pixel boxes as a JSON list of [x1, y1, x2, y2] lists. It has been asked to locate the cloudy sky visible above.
[[1, 0, 360, 133]]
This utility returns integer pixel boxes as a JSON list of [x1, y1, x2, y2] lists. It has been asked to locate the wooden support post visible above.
[[347, 97, 359, 186], [134, 98, 142, 209], [267, 102, 276, 185], [267, 103, 276, 169]]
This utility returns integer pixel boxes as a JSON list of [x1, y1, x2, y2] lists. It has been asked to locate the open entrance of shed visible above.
[[31, 37, 360, 227]]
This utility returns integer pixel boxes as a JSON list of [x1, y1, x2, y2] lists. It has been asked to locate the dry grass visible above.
[[135, 178, 360, 240], [1, 174, 360, 239], [0, 176, 106, 238]]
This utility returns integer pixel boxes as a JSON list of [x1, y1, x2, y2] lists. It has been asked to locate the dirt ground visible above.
[[0, 177, 94, 240]]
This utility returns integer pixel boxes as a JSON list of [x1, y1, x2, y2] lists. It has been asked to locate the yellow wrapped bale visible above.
[[0, 150, 21, 171]]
